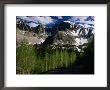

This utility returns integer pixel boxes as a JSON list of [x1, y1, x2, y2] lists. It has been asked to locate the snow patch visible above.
[[75, 38, 88, 46]]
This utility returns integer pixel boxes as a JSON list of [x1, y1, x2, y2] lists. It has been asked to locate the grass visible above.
[[16, 42, 77, 74]]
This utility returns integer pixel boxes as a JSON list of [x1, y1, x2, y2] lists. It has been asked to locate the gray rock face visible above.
[[16, 18, 94, 52], [16, 28, 48, 46], [53, 30, 76, 45]]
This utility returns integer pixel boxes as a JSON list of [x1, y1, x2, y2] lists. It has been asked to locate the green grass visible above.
[[16, 42, 77, 74]]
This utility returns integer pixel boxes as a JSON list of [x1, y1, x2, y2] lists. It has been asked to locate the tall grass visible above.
[[16, 42, 77, 74]]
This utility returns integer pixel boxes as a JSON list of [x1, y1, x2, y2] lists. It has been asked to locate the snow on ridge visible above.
[[17, 16, 94, 28], [17, 16, 55, 27], [75, 38, 88, 46], [75, 20, 94, 25], [28, 22, 39, 27]]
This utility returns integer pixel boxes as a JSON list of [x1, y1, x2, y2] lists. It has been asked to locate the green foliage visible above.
[[16, 42, 37, 74], [16, 36, 94, 74], [16, 42, 77, 74], [75, 36, 94, 74]]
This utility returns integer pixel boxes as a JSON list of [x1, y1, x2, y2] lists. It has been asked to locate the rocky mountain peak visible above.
[[16, 16, 94, 52]]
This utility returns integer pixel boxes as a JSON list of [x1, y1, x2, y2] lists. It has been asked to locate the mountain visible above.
[[42, 21, 94, 52], [16, 16, 94, 52], [16, 16, 94, 28]]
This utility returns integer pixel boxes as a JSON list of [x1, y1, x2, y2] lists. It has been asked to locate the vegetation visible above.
[[16, 41, 77, 74], [16, 17, 94, 74], [16, 41, 37, 74]]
